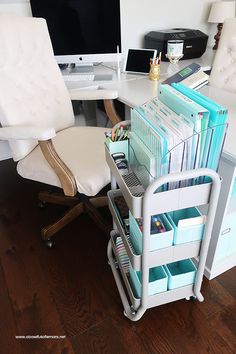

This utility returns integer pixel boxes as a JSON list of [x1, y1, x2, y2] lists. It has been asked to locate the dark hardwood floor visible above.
[[0, 159, 235, 354]]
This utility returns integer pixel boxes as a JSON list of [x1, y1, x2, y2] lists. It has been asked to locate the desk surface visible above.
[[70, 49, 215, 107], [90, 50, 235, 164], [201, 86, 236, 164], [66, 48, 215, 103], [112, 76, 236, 164], [2, 50, 235, 164]]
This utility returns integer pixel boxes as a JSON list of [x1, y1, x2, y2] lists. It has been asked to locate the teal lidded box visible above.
[[129, 265, 168, 298], [164, 259, 197, 290], [129, 211, 174, 254], [166, 207, 205, 245]]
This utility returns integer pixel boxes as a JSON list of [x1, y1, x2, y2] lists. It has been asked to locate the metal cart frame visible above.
[[106, 146, 221, 321]]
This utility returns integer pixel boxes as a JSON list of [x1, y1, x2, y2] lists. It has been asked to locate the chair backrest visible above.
[[209, 18, 236, 94], [0, 14, 75, 161]]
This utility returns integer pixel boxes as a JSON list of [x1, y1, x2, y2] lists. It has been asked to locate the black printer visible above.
[[144, 28, 208, 61]]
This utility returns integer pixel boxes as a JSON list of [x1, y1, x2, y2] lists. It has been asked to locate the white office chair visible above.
[[209, 18, 236, 94], [0, 14, 121, 245]]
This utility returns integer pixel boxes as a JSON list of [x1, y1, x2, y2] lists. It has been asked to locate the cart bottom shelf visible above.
[[108, 233, 200, 320]]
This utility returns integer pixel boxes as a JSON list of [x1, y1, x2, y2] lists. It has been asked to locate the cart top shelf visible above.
[[106, 146, 220, 218]]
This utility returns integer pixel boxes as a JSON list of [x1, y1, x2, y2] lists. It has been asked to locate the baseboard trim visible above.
[[204, 252, 236, 280]]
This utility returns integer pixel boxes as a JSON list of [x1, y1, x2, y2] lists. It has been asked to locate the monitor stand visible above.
[[68, 63, 94, 74], [60, 63, 113, 81]]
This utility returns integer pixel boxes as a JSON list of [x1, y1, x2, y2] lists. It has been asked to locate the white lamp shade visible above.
[[208, 1, 236, 23]]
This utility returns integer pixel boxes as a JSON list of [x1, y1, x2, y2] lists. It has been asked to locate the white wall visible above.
[[0, 0, 218, 50], [120, 0, 213, 50]]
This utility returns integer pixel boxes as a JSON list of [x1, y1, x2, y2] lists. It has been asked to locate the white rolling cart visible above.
[[106, 142, 221, 321]]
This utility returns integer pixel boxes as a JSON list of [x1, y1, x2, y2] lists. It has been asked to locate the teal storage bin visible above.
[[105, 139, 129, 160], [166, 207, 205, 245], [129, 211, 174, 254], [164, 259, 197, 290], [129, 265, 168, 298]]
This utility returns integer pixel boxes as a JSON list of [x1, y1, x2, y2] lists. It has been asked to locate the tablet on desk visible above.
[[124, 48, 157, 74]]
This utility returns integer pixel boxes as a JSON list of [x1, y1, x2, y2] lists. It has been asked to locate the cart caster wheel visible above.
[[197, 294, 204, 302], [38, 201, 47, 209], [130, 306, 136, 316], [44, 239, 55, 248], [186, 296, 197, 301]]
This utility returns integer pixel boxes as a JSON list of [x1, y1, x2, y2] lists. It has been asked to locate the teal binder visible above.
[[158, 84, 210, 169], [171, 82, 227, 170], [131, 107, 169, 178], [132, 98, 189, 183]]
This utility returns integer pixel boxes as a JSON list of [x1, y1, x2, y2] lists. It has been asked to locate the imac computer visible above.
[[30, 0, 122, 68]]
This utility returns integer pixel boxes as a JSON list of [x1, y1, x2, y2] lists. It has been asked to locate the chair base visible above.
[[38, 190, 110, 241]]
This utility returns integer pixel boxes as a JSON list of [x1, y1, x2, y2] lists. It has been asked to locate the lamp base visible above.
[[213, 23, 223, 50]]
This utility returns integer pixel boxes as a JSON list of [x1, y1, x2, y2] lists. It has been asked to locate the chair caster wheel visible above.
[[38, 201, 47, 209], [45, 239, 55, 248], [186, 296, 197, 301]]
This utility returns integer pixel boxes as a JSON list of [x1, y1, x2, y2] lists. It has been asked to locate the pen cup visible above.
[[149, 61, 160, 81], [106, 139, 129, 159]]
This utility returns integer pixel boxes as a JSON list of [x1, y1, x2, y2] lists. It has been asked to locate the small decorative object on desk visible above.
[[166, 40, 184, 64], [149, 52, 162, 81]]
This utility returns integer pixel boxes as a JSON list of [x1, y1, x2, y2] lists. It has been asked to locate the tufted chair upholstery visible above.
[[0, 14, 121, 244], [209, 18, 236, 94]]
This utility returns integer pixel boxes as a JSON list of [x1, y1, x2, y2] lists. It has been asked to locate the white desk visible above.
[[116, 75, 236, 279], [115, 76, 236, 164], [66, 48, 215, 106], [200, 85, 236, 279], [201, 85, 236, 164], [113, 72, 236, 279]]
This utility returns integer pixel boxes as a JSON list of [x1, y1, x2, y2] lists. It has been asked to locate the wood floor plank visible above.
[[192, 276, 235, 318], [0, 159, 236, 354], [0, 228, 74, 354], [0, 261, 23, 354], [71, 318, 157, 354], [0, 167, 75, 354], [216, 267, 236, 299], [132, 300, 234, 354], [207, 302, 236, 353], [37, 214, 115, 337]]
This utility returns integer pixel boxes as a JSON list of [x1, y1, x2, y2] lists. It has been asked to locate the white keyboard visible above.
[[63, 74, 95, 81]]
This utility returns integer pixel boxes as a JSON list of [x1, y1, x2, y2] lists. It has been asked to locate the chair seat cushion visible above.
[[17, 126, 111, 196]]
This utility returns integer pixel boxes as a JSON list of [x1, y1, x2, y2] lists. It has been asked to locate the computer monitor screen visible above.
[[30, 0, 122, 64]]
